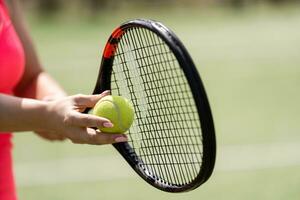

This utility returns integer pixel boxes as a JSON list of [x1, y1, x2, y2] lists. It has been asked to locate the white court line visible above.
[[216, 142, 300, 171], [15, 142, 300, 187]]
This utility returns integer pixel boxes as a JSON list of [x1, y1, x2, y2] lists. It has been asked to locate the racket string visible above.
[[147, 29, 200, 180], [111, 27, 203, 186], [116, 27, 198, 184], [131, 28, 177, 183], [119, 29, 170, 182], [139, 28, 190, 184]]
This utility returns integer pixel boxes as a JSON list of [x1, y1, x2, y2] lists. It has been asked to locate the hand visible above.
[[34, 94, 67, 141], [41, 90, 128, 145]]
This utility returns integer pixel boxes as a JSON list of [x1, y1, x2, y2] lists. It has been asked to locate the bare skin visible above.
[[0, 0, 127, 144]]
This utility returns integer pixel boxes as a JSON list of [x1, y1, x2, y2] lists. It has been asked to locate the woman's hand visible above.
[[40, 90, 128, 144]]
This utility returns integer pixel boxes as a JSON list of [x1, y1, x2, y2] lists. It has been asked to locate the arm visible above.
[[0, 94, 48, 132], [1, 1, 127, 144], [7, 0, 66, 100], [7, 0, 66, 140], [0, 92, 127, 144]]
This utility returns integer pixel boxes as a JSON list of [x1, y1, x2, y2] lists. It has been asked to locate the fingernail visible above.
[[103, 122, 113, 128], [103, 90, 111, 94], [115, 137, 127, 142]]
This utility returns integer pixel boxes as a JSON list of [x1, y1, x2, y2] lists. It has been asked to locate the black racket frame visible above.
[[85, 19, 216, 193]]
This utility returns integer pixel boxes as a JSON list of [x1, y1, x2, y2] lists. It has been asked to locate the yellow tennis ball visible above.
[[93, 95, 134, 134]]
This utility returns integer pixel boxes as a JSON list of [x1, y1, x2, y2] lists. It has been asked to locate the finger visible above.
[[70, 128, 127, 145], [65, 111, 113, 128], [73, 90, 110, 108], [87, 129, 128, 145]]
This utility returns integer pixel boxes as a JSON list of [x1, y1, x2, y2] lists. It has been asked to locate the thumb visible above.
[[73, 90, 110, 108]]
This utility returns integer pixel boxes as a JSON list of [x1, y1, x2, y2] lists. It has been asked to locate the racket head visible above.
[[90, 19, 216, 193]]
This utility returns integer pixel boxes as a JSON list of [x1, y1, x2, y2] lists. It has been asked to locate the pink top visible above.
[[0, 0, 25, 199]]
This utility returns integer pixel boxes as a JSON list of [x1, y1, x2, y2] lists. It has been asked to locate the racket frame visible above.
[[88, 19, 216, 193]]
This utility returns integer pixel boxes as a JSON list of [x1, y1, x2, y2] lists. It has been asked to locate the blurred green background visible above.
[[13, 0, 300, 199]]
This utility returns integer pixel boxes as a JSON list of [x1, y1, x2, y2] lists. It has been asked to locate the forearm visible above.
[[0, 94, 48, 132]]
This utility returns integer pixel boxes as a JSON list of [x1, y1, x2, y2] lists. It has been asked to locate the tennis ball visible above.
[[93, 95, 134, 134]]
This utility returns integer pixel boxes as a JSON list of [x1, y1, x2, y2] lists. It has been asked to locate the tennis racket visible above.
[[85, 19, 216, 193]]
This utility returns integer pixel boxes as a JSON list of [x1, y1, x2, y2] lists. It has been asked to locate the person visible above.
[[0, 0, 128, 199]]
